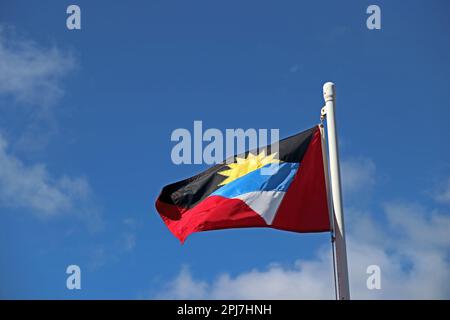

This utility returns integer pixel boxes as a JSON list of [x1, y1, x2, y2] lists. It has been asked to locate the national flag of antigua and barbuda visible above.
[[155, 125, 331, 243]]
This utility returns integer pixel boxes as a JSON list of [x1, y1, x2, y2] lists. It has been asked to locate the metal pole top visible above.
[[323, 82, 336, 102]]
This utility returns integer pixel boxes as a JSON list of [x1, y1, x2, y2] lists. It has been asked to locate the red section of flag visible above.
[[156, 196, 266, 243], [272, 128, 331, 232]]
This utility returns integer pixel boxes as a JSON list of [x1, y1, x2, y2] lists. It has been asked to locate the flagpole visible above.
[[322, 82, 350, 300]]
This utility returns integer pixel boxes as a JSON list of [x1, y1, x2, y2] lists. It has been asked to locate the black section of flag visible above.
[[157, 126, 317, 210]]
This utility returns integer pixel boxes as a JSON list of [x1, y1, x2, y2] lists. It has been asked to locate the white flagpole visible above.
[[322, 82, 350, 300], [319, 122, 339, 300]]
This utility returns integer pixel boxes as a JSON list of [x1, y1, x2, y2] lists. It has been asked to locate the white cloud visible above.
[[120, 218, 138, 252], [383, 202, 450, 250], [156, 159, 450, 299], [0, 26, 75, 108], [346, 204, 450, 299], [435, 177, 450, 205], [157, 266, 209, 300], [122, 233, 136, 252], [157, 252, 335, 300], [0, 134, 97, 220], [0, 26, 100, 227], [157, 204, 450, 299], [341, 157, 376, 194]]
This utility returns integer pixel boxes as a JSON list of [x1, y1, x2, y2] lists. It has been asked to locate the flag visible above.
[[155, 125, 330, 243]]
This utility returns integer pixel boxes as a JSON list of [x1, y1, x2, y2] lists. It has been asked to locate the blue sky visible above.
[[0, 0, 449, 299]]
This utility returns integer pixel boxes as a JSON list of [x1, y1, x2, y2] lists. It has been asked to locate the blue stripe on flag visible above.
[[212, 162, 299, 199]]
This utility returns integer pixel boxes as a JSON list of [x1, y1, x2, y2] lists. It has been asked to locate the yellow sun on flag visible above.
[[218, 151, 280, 186]]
